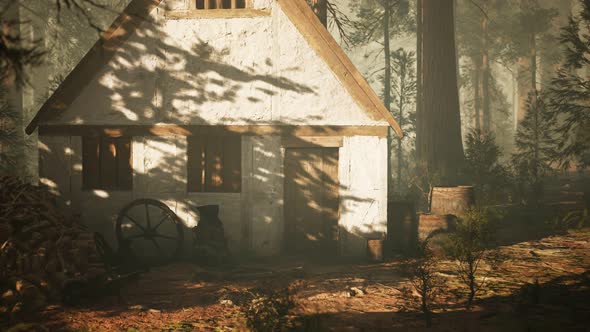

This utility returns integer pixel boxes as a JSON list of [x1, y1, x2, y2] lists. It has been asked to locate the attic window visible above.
[[195, 0, 247, 9]]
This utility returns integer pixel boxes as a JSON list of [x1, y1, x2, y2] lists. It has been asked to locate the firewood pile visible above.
[[0, 176, 106, 320]]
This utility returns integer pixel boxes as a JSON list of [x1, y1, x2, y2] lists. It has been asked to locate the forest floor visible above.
[[25, 227, 590, 331]]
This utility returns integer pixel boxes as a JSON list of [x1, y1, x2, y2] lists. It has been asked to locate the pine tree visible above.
[[512, 91, 558, 204], [390, 48, 417, 193], [349, 0, 413, 194], [549, 0, 590, 169]]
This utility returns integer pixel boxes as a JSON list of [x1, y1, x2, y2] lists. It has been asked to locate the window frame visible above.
[[193, 0, 250, 10], [187, 135, 242, 194], [82, 136, 133, 191]]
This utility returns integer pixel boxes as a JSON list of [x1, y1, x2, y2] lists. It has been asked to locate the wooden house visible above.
[[26, 0, 402, 258]]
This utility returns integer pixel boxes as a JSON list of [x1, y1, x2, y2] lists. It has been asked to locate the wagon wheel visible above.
[[116, 199, 184, 265]]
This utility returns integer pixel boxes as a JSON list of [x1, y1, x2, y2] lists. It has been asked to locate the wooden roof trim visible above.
[[277, 0, 403, 138], [25, 0, 163, 135], [38, 124, 389, 137]]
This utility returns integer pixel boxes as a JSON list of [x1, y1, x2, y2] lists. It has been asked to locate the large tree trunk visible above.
[[310, 0, 328, 27], [418, 0, 465, 185], [539, 0, 570, 88]]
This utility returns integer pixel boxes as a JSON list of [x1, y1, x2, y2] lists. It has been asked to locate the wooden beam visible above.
[[165, 8, 269, 19], [38, 125, 389, 138], [282, 136, 343, 148], [277, 0, 403, 138]]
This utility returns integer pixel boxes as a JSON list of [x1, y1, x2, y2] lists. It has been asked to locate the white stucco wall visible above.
[[40, 134, 388, 257], [44, 0, 387, 127]]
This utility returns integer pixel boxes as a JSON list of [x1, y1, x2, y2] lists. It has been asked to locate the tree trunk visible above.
[[517, 56, 530, 124], [530, 32, 537, 93], [1, 3, 25, 176], [472, 56, 481, 131], [415, 0, 423, 161], [419, 0, 465, 185], [481, 14, 491, 132], [383, 3, 395, 194], [397, 83, 404, 190], [310, 0, 328, 27]]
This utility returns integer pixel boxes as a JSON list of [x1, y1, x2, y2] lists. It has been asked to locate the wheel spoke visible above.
[[150, 238, 162, 250], [153, 214, 170, 230], [154, 234, 177, 240], [127, 234, 146, 240], [145, 203, 151, 228], [124, 215, 147, 232]]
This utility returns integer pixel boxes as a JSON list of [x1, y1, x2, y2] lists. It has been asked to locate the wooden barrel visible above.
[[418, 213, 458, 255], [430, 186, 475, 217]]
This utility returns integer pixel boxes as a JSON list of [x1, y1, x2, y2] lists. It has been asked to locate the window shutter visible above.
[[82, 137, 100, 189], [187, 135, 241, 193], [116, 138, 133, 190], [223, 135, 241, 193], [205, 139, 224, 192], [99, 138, 119, 190], [187, 137, 206, 192]]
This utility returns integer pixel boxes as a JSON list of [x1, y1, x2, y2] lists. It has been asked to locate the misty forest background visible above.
[[1, 0, 589, 211]]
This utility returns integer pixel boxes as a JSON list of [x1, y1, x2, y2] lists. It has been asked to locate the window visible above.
[[82, 137, 132, 190], [187, 135, 241, 193], [195, 0, 247, 10]]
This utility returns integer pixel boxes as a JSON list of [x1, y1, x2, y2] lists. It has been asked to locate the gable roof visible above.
[[26, 0, 403, 138]]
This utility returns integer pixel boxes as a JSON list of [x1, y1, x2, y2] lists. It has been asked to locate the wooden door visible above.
[[284, 148, 339, 257]]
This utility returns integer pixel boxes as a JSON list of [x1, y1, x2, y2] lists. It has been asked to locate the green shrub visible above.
[[464, 129, 511, 204], [243, 287, 295, 332], [444, 208, 496, 308]]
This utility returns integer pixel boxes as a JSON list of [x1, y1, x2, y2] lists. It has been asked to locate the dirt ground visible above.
[[17, 228, 590, 331]]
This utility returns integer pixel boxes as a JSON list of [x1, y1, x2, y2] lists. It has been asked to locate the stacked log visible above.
[[0, 176, 106, 321]]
